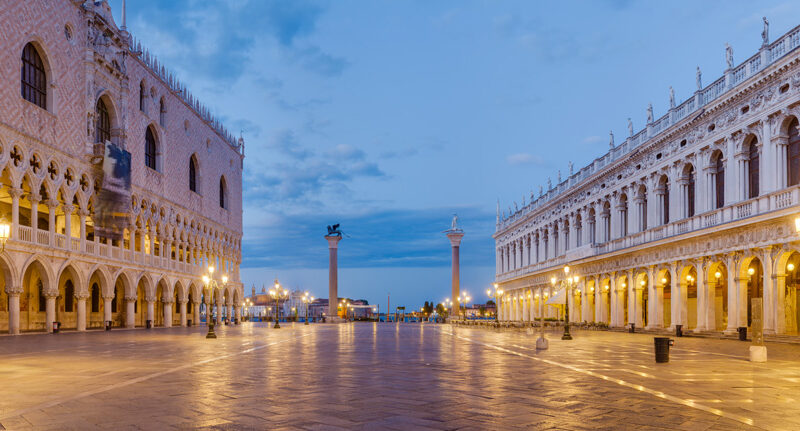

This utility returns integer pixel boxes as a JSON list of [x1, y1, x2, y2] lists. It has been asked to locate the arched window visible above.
[[588, 209, 596, 244], [638, 186, 648, 231], [21, 43, 47, 109], [619, 194, 628, 237], [159, 97, 166, 127], [714, 153, 725, 209], [685, 165, 695, 218], [38, 280, 46, 312], [748, 139, 760, 198], [91, 283, 100, 313], [145, 127, 157, 170], [96, 99, 110, 143], [659, 177, 670, 225], [189, 157, 197, 192], [575, 214, 582, 247], [139, 81, 146, 112], [789, 118, 800, 187], [64, 280, 74, 312], [219, 177, 227, 208]]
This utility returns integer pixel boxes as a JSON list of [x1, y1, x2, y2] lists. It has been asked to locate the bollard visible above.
[[675, 324, 683, 337], [654, 337, 673, 363], [738, 326, 747, 341]]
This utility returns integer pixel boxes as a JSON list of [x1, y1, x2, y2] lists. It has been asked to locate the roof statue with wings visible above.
[[326, 224, 343, 237]]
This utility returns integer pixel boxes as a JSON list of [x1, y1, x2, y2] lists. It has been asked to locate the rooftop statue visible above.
[[762, 17, 769, 46], [725, 43, 734, 69], [669, 86, 675, 108], [326, 224, 343, 237], [627, 118, 633, 137], [696, 66, 702, 90], [609, 130, 615, 149]]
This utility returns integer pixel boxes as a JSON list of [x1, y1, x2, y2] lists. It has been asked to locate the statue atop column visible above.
[[446, 214, 463, 233], [762, 17, 769, 46]]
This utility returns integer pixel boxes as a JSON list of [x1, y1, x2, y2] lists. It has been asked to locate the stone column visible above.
[[125, 296, 136, 328], [446, 230, 464, 317], [163, 298, 173, 327], [9, 188, 22, 239], [103, 295, 113, 326], [522, 290, 529, 322], [29, 194, 41, 232], [763, 248, 775, 334], [45, 293, 56, 333], [646, 266, 657, 329], [235, 303, 241, 322], [193, 301, 200, 326], [179, 299, 187, 326], [215, 296, 223, 324], [725, 254, 740, 334], [46, 199, 58, 246], [325, 235, 343, 319], [63, 204, 74, 246], [76, 293, 88, 331], [78, 209, 89, 252], [608, 275, 617, 326], [6, 285, 21, 334]]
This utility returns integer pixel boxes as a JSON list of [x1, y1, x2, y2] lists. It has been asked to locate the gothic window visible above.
[[21, 43, 47, 109], [219, 176, 227, 208], [189, 157, 197, 192], [789, 118, 800, 186], [159, 97, 166, 127], [714, 153, 725, 208], [139, 81, 146, 112], [91, 283, 100, 313], [748, 139, 760, 198], [64, 280, 74, 312], [96, 99, 110, 143], [38, 280, 46, 312], [145, 126, 157, 170]]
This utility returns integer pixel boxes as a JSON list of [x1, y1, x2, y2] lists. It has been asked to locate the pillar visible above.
[[103, 295, 113, 326], [45, 294, 56, 333], [446, 230, 464, 317], [76, 295, 87, 331], [7, 286, 21, 335], [125, 296, 135, 328], [29, 194, 41, 232], [193, 301, 200, 325], [234, 304, 241, 322], [522, 290, 529, 322], [9, 188, 22, 239], [725, 255, 740, 334], [179, 300, 187, 326], [670, 268, 680, 330], [163, 300, 173, 327], [46, 199, 57, 246], [146, 297, 154, 326], [325, 234, 343, 319], [63, 204, 74, 245], [215, 298, 223, 324], [763, 249, 775, 334], [79, 209, 88, 251]]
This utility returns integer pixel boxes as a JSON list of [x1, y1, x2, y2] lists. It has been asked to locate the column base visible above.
[[749, 345, 767, 362]]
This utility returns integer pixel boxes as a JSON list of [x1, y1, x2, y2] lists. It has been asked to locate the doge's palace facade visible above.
[[0, 1, 244, 334], [495, 21, 800, 336]]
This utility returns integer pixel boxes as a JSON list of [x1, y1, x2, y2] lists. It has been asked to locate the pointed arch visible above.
[[21, 41, 49, 110]]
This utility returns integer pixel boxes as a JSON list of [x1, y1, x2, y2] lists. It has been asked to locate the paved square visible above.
[[0, 323, 797, 430]]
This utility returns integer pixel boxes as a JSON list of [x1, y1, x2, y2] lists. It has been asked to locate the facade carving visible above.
[[0, 0, 244, 333], [494, 22, 800, 336]]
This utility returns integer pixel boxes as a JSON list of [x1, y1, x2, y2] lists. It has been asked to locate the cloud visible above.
[[241, 206, 496, 270], [582, 135, 604, 144], [291, 46, 349, 77], [268, 129, 312, 161], [506, 153, 545, 166]]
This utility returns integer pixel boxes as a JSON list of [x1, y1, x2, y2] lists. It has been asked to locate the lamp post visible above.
[[487, 283, 502, 323], [302, 293, 313, 325], [202, 266, 228, 339], [270, 279, 289, 328], [458, 292, 470, 320], [550, 265, 578, 341]]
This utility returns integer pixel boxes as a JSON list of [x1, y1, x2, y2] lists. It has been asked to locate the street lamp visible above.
[[550, 265, 575, 340], [302, 293, 314, 325], [458, 292, 471, 319], [487, 283, 502, 323], [201, 266, 228, 339], [269, 279, 289, 328]]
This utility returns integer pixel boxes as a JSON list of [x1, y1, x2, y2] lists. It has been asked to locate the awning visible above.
[[545, 288, 566, 306]]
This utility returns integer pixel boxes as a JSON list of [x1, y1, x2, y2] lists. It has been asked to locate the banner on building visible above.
[[94, 142, 131, 241]]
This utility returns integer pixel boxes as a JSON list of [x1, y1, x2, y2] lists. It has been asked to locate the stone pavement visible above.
[[0, 323, 797, 430]]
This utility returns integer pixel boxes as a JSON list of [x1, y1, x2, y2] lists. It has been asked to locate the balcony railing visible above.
[[497, 186, 800, 282], [9, 226, 203, 277]]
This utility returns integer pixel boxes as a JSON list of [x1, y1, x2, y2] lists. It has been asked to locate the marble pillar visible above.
[[325, 235, 342, 320]]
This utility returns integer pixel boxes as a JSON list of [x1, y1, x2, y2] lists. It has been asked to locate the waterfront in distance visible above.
[[0, 322, 795, 430]]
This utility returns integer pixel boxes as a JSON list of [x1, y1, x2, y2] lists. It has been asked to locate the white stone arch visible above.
[[136, 272, 155, 299], [21, 254, 55, 295], [0, 251, 20, 291], [86, 263, 112, 298], [56, 259, 87, 297]]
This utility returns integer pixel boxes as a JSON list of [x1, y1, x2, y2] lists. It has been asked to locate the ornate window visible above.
[[789, 118, 800, 186], [685, 165, 695, 218], [189, 157, 197, 192], [21, 43, 47, 109], [145, 127, 157, 170], [139, 81, 146, 111], [714, 153, 725, 209], [64, 280, 74, 312], [91, 283, 100, 313], [219, 177, 227, 208], [96, 99, 110, 143], [748, 140, 760, 198]]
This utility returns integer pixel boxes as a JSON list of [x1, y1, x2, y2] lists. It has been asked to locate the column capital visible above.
[[325, 235, 342, 248], [162, 297, 175, 304], [62, 204, 75, 214], [28, 193, 42, 203], [4, 285, 22, 295], [74, 292, 90, 300], [144, 296, 156, 303], [124, 295, 137, 302], [45, 199, 59, 209], [78, 208, 91, 217], [8, 187, 23, 199], [101, 293, 115, 300], [446, 231, 464, 247]]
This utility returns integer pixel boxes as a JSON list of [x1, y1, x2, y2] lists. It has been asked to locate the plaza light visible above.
[[202, 265, 228, 339], [550, 265, 575, 340], [748, 267, 755, 276], [795, 216, 800, 232], [302, 292, 313, 325], [789, 263, 796, 272], [269, 279, 289, 328], [715, 271, 722, 279]]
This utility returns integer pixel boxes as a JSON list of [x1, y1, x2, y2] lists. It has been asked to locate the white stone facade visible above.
[[494, 22, 800, 336], [0, 1, 244, 333]]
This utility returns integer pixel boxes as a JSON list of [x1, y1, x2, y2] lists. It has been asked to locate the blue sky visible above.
[[116, 0, 800, 309]]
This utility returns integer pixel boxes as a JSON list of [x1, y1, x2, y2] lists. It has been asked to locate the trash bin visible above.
[[654, 337, 672, 363], [675, 324, 683, 337], [187, 319, 192, 326], [146, 320, 152, 329], [52, 321, 60, 333], [738, 326, 747, 341], [629, 323, 635, 333], [105, 320, 112, 331]]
